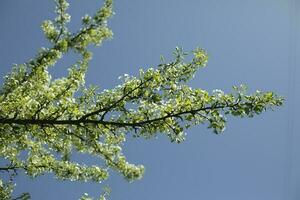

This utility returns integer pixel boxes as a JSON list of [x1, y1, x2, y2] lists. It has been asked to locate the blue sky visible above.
[[0, 0, 299, 199]]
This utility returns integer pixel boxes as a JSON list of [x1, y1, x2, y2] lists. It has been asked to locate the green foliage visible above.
[[0, 180, 14, 200], [0, 180, 30, 200], [0, 0, 283, 199]]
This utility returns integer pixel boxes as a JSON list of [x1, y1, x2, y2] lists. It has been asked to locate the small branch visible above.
[[80, 77, 153, 120], [0, 166, 18, 171]]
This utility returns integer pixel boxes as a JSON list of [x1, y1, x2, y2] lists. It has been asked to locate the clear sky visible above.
[[0, 0, 299, 200]]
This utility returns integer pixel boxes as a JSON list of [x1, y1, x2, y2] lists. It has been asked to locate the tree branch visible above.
[[0, 103, 237, 128]]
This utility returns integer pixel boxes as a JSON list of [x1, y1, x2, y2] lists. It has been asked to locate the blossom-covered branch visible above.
[[0, 0, 283, 199]]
